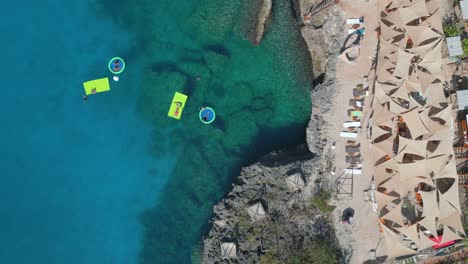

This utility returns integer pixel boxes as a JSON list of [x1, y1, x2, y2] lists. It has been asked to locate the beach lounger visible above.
[[349, 99, 364, 107], [347, 109, 360, 115], [347, 109, 363, 117], [340, 131, 358, 138], [353, 88, 368, 97], [345, 168, 362, 175], [348, 29, 357, 35], [347, 18, 361, 25], [346, 17, 364, 24], [345, 145, 360, 153], [343, 121, 361, 128], [346, 155, 361, 164]]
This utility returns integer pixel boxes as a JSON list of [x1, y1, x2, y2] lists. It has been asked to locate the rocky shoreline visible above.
[[202, 0, 347, 263], [201, 145, 345, 263]]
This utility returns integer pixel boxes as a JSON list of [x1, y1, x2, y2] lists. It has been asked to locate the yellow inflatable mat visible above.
[[168, 92, 188, 120], [83, 78, 110, 95]]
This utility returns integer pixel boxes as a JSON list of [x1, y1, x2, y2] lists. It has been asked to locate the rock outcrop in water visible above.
[[202, 0, 347, 263], [253, 0, 272, 44]]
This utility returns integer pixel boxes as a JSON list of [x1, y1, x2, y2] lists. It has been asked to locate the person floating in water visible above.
[[195, 75, 201, 81], [83, 88, 97, 102], [113, 60, 121, 72], [200, 106, 210, 122], [174, 102, 183, 117]]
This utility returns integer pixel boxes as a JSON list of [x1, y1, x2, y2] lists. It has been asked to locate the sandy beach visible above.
[[326, 0, 467, 262], [327, 0, 386, 263]]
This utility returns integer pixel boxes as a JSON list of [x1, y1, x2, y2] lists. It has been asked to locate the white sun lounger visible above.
[[340, 131, 358, 138], [343, 121, 361, 128], [346, 18, 361, 24], [347, 17, 364, 24], [345, 168, 362, 175]]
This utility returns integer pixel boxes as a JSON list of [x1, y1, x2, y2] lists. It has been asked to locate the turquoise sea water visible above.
[[1, 0, 312, 263]]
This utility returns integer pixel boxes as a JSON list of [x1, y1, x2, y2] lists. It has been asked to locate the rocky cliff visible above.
[[201, 145, 344, 263], [298, 0, 346, 162], [201, 0, 346, 263]]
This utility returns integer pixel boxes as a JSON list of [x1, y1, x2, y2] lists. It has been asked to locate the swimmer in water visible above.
[[114, 60, 121, 71], [84, 88, 97, 101], [195, 75, 201, 81]]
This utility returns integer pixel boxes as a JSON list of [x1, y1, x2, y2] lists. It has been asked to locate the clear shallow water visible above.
[[1, 0, 313, 263]]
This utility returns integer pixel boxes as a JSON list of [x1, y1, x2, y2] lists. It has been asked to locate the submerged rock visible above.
[[253, 0, 273, 45]]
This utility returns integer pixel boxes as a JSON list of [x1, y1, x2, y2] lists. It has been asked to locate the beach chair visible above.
[[340, 131, 358, 138], [345, 145, 360, 153], [353, 88, 368, 97], [348, 109, 363, 117], [346, 155, 361, 164], [344, 168, 362, 175], [346, 18, 361, 25], [346, 17, 364, 24], [349, 99, 364, 107], [343, 121, 361, 128]]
